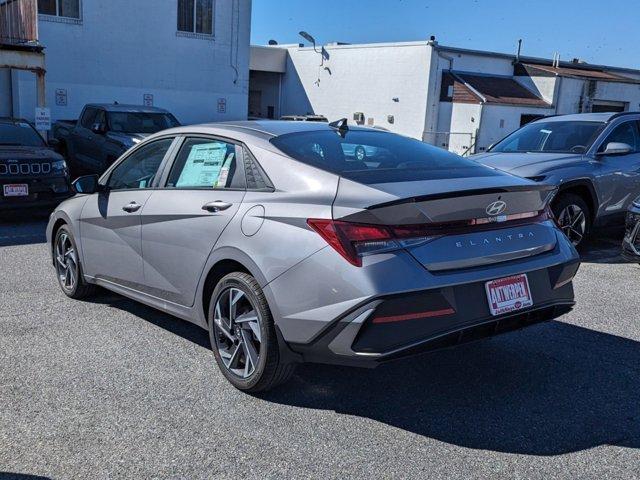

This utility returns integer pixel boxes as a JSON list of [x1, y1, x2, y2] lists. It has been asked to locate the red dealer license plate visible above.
[[485, 274, 533, 316]]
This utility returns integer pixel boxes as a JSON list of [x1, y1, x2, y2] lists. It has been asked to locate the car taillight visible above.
[[307, 219, 435, 267]]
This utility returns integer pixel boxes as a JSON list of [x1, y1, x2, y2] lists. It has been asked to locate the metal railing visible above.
[[0, 0, 39, 47]]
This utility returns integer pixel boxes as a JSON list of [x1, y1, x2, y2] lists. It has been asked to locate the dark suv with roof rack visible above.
[[0, 118, 71, 211], [473, 112, 640, 247]]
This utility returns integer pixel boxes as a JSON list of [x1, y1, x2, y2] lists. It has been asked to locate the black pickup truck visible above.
[[52, 103, 180, 175]]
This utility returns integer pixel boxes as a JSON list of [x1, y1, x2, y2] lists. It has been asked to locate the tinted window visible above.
[[270, 130, 499, 184], [93, 110, 107, 127], [0, 122, 45, 147], [38, 0, 80, 18], [80, 108, 98, 128], [599, 122, 640, 152], [491, 121, 604, 154], [166, 138, 244, 189], [108, 112, 180, 134], [108, 139, 173, 190]]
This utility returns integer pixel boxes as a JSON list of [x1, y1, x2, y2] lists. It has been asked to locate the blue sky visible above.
[[251, 0, 640, 69]]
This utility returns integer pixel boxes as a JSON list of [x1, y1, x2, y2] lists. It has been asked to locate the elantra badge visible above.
[[486, 200, 507, 216]]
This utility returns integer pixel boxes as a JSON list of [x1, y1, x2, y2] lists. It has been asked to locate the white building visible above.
[[250, 39, 640, 155], [1, 0, 252, 125]]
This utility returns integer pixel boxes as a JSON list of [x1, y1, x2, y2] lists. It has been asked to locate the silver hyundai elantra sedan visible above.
[[47, 120, 580, 392]]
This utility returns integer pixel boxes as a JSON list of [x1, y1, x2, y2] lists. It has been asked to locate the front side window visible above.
[[0, 121, 45, 147], [108, 138, 174, 190], [491, 121, 604, 154], [38, 0, 80, 19], [270, 129, 499, 184], [80, 107, 98, 129], [108, 112, 180, 134], [166, 138, 244, 189], [599, 121, 640, 153], [177, 0, 213, 35]]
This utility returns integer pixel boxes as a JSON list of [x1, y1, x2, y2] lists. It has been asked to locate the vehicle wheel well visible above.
[[50, 219, 67, 263], [556, 184, 596, 221], [202, 259, 251, 322]]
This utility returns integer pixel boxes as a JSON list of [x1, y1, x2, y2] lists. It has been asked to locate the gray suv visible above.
[[473, 112, 640, 246]]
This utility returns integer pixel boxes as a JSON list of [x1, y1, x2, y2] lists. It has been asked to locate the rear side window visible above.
[[270, 130, 499, 184], [166, 138, 245, 189]]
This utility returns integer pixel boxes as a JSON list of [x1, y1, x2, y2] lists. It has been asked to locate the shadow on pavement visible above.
[[91, 284, 640, 456], [262, 321, 640, 456], [0, 474, 52, 480], [0, 213, 49, 247]]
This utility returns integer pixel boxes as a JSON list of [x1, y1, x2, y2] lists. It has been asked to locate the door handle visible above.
[[122, 201, 141, 213], [202, 200, 233, 213]]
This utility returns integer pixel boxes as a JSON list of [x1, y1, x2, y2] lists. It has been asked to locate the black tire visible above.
[[208, 272, 295, 392], [53, 225, 97, 299], [552, 193, 591, 248]]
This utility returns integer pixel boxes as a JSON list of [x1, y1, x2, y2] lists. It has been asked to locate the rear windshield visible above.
[[270, 130, 499, 184], [0, 122, 45, 147], [491, 121, 604, 154], [107, 112, 180, 134]]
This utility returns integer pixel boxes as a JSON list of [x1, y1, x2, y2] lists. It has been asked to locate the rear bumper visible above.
[[265, 227, 579, 368], [290, 268, 575, 368]]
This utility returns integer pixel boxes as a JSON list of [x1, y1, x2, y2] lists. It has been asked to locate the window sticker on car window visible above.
[[215, 153, 235, 188], [176, 142, 227, 187]]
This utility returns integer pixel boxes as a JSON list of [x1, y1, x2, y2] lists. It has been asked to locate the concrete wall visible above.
[[280, 42, 433, 139], [12, 0, 251, 124]]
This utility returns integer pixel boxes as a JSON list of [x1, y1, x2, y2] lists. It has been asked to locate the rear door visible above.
[[80, 137, 176, 287], [139, 136, 246, 306]]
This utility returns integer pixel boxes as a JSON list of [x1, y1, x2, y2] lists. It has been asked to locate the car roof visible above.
[[85, 103, 172, 114], [535, 112, 628, 123], [178, 120, 379, 137], [0, 117, 33, 125]]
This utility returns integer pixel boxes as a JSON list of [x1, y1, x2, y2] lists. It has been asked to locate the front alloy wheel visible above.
[[557, 203, 587, 246], [213, 287, 262, 379], [55, 231, 78, 293]]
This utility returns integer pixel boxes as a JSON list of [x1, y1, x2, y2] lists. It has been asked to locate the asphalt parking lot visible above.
[[1, 215, 639, 479]]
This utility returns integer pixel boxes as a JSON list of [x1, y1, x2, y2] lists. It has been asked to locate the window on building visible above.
[[38, 0, 81, 19], [177, 0, 213, 35]]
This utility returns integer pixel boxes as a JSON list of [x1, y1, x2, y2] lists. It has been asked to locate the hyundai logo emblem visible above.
[[486, 200, 507, 216]]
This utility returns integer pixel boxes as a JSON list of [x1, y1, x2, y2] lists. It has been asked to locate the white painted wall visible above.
[[280, 42, 433, 139], [515, 75, 557, 104], [476, 104, 555, 152], [448, 102, 481, 155], [13, 0, 251, 124], [595, 81, 640, 111]]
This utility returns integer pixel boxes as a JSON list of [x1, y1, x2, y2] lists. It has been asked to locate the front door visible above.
[[80, 137, 175, 288], [140, 137, 246, 306], [594, 120, 640, 219]]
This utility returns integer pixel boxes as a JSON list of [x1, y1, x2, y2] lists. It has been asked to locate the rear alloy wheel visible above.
[[208, 272, 295, 392], [552, 193, 591, 248], [54, 226, 96, 299]]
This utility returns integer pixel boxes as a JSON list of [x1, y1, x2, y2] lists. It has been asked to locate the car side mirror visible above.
[[91, 123, 107, 135], [72, 174, 101, 194], [598, 142, 632, 156]]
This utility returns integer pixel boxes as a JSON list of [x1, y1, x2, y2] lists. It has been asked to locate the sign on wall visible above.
[[217, 97, 227, 114], [143, 94, 154, 107], [55, 89, 68, 107], [35, 107, 51, 131]]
